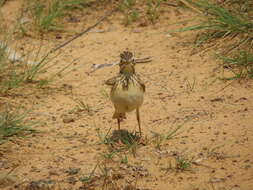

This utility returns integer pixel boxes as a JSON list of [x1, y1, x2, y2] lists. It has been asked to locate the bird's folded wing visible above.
[[136, 75, 146, 92], [105, 76, 118, 86]]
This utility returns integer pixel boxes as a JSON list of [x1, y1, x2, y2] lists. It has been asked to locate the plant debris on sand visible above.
[[0, 0, 252, 190]]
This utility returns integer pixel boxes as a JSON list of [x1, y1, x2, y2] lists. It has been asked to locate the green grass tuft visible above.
[[180, 0, 252, 29], [146, 0, 164, 23], [175, 0, 253, 79], [0, 106, 36, 144], [151, 125, 183, 150], [176, 0, 253, 44], [33, 0, 64, 32], [176, 156, 192, 170], [218, 51, 253, 80], [119, 0, 140, 25], [27, 0, 91, 33], [0, 38, 75, 95]]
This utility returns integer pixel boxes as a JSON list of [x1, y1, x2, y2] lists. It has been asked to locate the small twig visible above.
[[216, 80, 235, 93], [0, 165, 18, 185], [51, 9, 116, 54], [222, 37, 249, 54], [135, 57, 152, 64], [90, 57, 152, 73], [178, 0, 202, 14], [163, 2, 179, 7], [5, 165, 18, 177], [37, 8, 116, 66], [192, 161, 215, 169]]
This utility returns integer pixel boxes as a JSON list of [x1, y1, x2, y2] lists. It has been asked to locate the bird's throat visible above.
[[120, 64, 135, 75]]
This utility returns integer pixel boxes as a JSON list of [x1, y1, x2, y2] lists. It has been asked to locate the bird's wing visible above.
[[105, 76, 118, 86], [136, 74, 146, 92]]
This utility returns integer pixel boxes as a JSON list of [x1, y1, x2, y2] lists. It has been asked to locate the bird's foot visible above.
[[138, 136, 148, 145], [134, 132, 147, 145]]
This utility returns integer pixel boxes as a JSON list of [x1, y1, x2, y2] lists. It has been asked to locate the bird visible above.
[[105, 51, 145, 136]]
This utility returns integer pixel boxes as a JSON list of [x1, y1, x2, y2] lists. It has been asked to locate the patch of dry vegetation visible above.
[[21, 0, 93, 34], [0, 1, 252, 189], [176, 0, 253, 79]]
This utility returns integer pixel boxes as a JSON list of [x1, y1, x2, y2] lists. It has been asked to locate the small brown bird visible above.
[[105, 51, 145, 135]]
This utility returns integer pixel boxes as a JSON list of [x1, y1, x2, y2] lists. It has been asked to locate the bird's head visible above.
[[119, 51, 135, 75]]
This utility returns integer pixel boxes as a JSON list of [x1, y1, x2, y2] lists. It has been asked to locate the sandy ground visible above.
[[0, 1, 253, 190]]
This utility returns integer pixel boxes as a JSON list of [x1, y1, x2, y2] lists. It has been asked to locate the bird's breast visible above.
[[110, 79, 144, 112]]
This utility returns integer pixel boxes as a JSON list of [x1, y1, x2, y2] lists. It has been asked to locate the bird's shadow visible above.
[[108, 129, 140, 145]]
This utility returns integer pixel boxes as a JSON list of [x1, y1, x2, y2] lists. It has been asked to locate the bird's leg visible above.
[[117, 118, 121, 131], [136, 108, 141, 136]]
